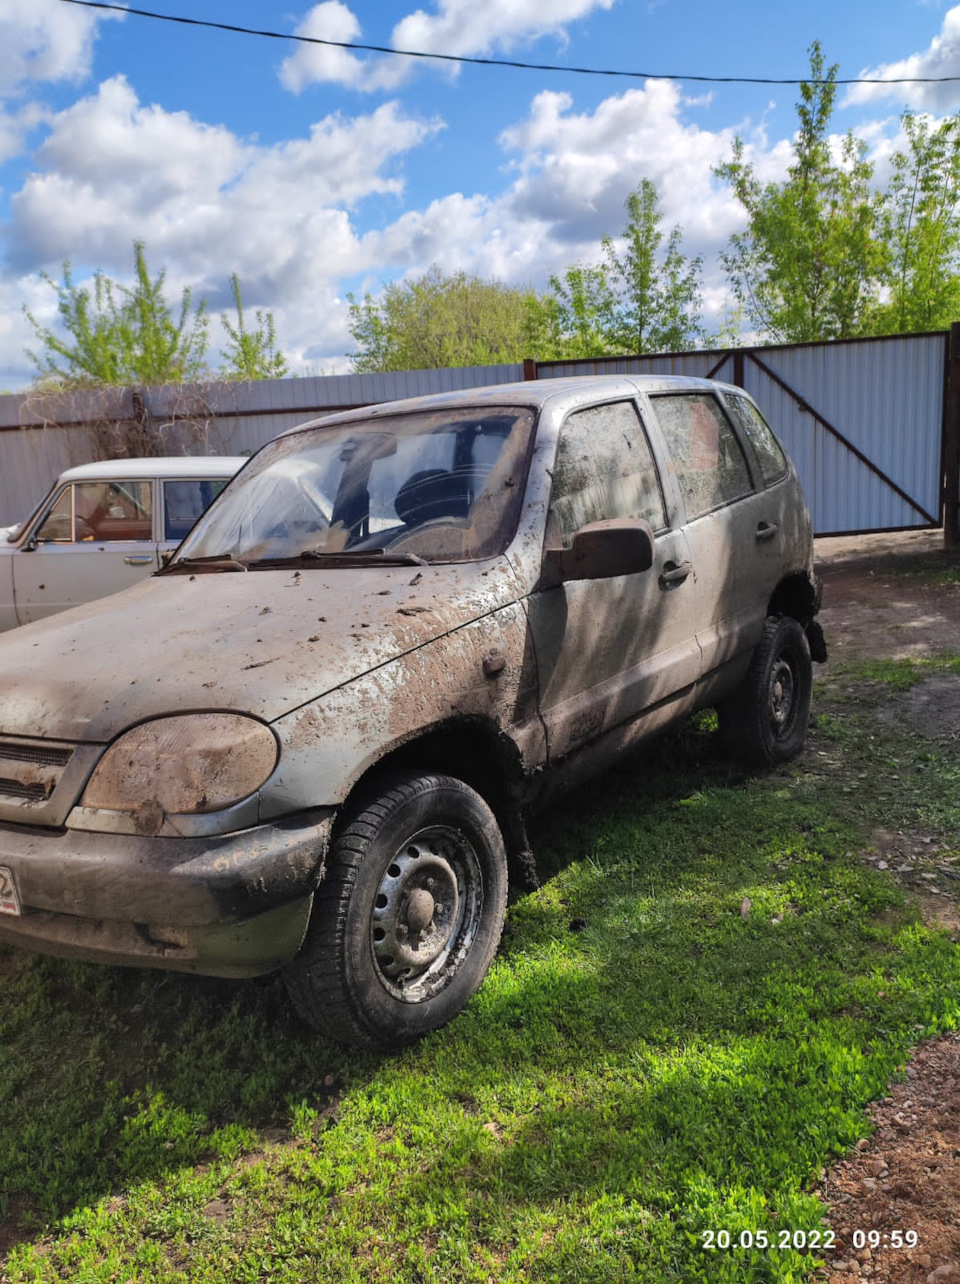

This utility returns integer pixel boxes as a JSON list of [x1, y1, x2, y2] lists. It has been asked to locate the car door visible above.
[[645, 391, 784, 679], [527, 398, 702, 763], [13, 478, 159, 624]]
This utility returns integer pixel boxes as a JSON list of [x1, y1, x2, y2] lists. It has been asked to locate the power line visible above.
[[57, 0, 960, 87]]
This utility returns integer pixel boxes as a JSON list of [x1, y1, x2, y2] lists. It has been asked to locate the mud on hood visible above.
[[0, 559, 523, 743]]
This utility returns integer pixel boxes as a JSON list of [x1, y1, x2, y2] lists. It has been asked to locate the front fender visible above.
[[262, 603, 544, 817]]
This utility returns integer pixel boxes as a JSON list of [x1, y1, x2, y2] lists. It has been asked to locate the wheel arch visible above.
[[766, 570, 821, 627], [337, 716, 537, 889]]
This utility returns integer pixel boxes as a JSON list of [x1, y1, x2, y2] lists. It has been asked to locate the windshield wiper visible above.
[[163, 555, 248, 573], [243, 549, 429, 568]]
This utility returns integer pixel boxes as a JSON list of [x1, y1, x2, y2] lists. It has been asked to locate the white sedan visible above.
[[0, 456, 245, 630]]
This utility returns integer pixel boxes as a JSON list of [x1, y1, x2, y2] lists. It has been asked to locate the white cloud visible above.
[[8, 77, 442, 269], [498, 83, 747, 254], [845, 4, 960, 111], [279, 0, 619, 92], [391, 0, 616, 57], [279, 2, 406, 94], [3, 77, 443, 380], [0, 0, 120, 98]]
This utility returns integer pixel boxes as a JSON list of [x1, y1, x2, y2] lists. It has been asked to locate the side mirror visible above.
[[545, 518, 655, 582]]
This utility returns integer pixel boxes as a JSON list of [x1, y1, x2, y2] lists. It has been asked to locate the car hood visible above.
[[0, 559, 525, 743]]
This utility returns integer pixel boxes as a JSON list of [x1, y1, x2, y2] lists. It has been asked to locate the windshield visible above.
[[171, 406, 536, 568]]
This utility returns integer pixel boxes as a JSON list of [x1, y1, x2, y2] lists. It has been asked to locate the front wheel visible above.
[[718, 615, 813, 767], [283, 772, 508, 1050]]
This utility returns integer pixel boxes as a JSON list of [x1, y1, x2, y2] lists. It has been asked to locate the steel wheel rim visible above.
[[768, 652, 797, 739], [370, 824, 483, 1003]]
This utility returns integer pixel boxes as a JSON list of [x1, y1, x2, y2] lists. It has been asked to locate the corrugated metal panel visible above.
[[542, 335, 946, 535], [0, 427, 80, 528], [0, 365, 526, 525], [537, 352, 722, 380], [0, 342, 946, 535], [743, 333, 945, 534]]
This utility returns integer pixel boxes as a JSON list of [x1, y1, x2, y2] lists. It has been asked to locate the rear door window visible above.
[[163, 479, 230, 541]]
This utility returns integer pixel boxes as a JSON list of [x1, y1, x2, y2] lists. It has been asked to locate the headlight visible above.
[[81, 714, 278, 816]]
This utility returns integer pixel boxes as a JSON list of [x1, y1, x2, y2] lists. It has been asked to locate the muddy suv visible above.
[[0, 377, 823, 1049]]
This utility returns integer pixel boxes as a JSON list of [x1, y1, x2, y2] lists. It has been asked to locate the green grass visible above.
[[2, 659, 959, 1282], [830, 652, 960, 691], [886, 561, 960, 588]]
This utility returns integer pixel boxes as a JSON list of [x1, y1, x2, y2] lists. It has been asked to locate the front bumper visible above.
[[0, 809, 334, 977]]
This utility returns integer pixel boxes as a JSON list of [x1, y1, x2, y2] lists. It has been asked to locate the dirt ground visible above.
[[812, 529, 960, 1284]]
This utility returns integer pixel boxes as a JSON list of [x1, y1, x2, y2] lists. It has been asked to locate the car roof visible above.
[[56, 456, 246, 484], [279, 374, 743, 437]]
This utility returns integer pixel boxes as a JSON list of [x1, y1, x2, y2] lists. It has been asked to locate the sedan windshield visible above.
[[171, 406, 536, 568]]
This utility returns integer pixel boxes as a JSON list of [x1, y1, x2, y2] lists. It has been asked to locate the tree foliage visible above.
[[543, 181, 705, 358], [220, 274, 289, 380], [601, 179, 705, 353], [26, 242, 209, 387], [870, 111, 960, 334], [715, 42, 883, 344], [25, 243, 287, 388], [347, 267, 549, 372]]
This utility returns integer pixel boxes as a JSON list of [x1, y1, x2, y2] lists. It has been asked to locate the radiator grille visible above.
[[0, 741, 72, 768], [0, 777, 49, 803], [0, 739, 76, 812]]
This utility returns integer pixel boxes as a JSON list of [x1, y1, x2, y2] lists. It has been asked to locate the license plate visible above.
[[0, 866, 21, 915]]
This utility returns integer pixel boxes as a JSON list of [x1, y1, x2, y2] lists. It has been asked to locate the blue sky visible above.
[[1, 0, 959, 387]]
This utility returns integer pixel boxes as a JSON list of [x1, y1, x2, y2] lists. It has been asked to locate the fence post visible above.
[[945, 323, 960, 552]]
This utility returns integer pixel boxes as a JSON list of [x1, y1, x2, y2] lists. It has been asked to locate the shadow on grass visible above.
[[2, 714, 958, 1279]]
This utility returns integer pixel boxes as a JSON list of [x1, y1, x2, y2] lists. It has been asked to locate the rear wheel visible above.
[[283, 772, 508, 1050], [718, 615, 813, 766]]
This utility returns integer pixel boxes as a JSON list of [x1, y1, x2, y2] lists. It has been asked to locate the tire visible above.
[[718, 615, 813, 767], [283, 772, 508, 1050]]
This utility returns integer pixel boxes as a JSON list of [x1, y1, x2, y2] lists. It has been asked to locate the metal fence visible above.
[[0, 365, 524, 527], [531, 330, 950, 538], [2, 333, 957, 543]]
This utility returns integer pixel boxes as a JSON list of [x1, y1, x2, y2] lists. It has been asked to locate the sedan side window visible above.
[[163, 479, 229, 541], [549, 400, 666, 548], [650, 394, 753, 520], [73, 481, 152, 541]]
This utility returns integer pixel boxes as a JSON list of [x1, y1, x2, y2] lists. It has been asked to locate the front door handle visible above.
[[755, 521, 779, 542], [659, 560, 693, 587], [124, 555, 154, 566]]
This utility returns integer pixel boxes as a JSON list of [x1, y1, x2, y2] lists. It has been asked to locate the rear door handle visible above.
[[124, 555, 154, 566], [659, 560, 693, 587], [755, 522, 779, 542]]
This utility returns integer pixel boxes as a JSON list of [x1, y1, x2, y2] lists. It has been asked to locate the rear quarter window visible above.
[[724, 394, 788, 486], [649, 393, 753, 520]]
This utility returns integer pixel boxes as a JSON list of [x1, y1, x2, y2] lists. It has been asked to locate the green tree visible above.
[[542, 264, 621, 358], [25, 241, 209, 386], [220, 274, 288, 380], [870, 111, 960, 334], [347, 267, 548, 372], [542, 181, 705, 358], [715, 42, 883, 342], [601, 179, 705, 352]]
